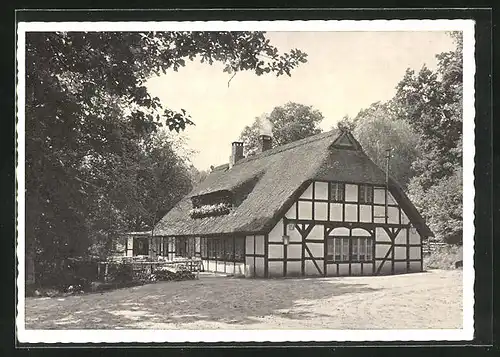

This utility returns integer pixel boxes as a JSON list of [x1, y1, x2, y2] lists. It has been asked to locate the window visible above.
[[327, 237, 373, 262], [175, 238, 189, 257], [330, 183, 345, 202], [200, 237, 245, 262], [234, 237, 244, 262], [327, 237, 349, 261], [200, 238, 207, 257], [351, 237, 372, 261], [359, 185, 373, 203]]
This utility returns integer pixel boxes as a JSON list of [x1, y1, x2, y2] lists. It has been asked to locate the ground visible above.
[[24, 269, 462, 330]]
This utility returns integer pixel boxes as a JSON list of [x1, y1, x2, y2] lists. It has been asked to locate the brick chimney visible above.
[[230, 141, 244, 168], [257, 114, 273, 153], [259, 135, 273, 152]]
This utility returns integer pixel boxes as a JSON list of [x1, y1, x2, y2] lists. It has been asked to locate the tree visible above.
[[394, 32, 463, 243], [336, 115, 358, 132], [25, 31, 308, 278], [188, 166, 210, 186], [239, 102, 324, 155], [346, 102, 421, 190]]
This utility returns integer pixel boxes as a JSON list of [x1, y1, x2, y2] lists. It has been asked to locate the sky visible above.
[[146, 31, 455, 171]]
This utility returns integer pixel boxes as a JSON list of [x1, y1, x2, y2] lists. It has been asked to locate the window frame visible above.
[[330, 182, 345, 202], [200, 236, 245, 262], [326, 236, 373, 263], [359, 184, 374, 204]]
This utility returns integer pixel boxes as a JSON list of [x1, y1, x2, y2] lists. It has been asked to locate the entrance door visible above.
[[133, 237, 149, 256]]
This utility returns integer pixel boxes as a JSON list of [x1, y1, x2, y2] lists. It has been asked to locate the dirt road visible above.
[[24, 269, 462, 330]]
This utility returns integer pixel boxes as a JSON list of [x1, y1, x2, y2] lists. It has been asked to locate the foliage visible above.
[[239, 102, 324, 156], [398, 32, 463, 243], [343, 32, 463, 243], [189, 203, 231, 219], [409, 168, 463, 244], [188, 165, 210, 186], [348, 102, 421, 189], [393, 32, 463, 189], [424, 243, 463, 270], [336, 115, 357, 132], [25, 31, 308, 282]]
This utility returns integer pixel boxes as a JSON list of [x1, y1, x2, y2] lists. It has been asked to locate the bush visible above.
[[424, 244, 463, 270], [107, 263, 134, 284]]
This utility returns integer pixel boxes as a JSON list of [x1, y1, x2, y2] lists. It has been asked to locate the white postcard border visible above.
[[16, 19, 475, 343]]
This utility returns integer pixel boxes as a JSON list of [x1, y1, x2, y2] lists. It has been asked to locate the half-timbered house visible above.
[[145, 129, 433, 277]]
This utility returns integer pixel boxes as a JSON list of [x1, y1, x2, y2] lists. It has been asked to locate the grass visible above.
[[24, 269, 463, 330]]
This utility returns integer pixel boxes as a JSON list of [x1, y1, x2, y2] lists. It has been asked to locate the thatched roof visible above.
[[154, 129, 433, 238]]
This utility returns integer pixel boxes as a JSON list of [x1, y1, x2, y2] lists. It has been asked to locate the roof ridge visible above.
[[235, 129, 339, 165]]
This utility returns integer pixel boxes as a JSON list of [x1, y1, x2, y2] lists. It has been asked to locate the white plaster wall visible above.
[[245, 257, 254, 277], [377, 262, 392, 275], [269, 219, 283, 242], [374, 187, 386, 204], [287, 261, 301, 276], [268, 244, 283, 259], [387, 206, 399, 224], [314, 181, 329, 200], [326, 264, 337, 276], [375, 244, 390, 259], [394, 246, 407, 260], [298, 201, 313, 220], [376, 227, 391, 242], [373, 205, 385, 223], [400, 209, 410, 224], [314, 202, 328, 221], [344, 204, 358, 222], [352, 228, 371, 236], [332, 227, 350, 236], [285, 203, 297, 219], [338, 264, 350, 276], [410, 246, 421, 260], [394, 261, 407, 273], [288, 226, 302, 242], [234, 263, 245, 276], [246, 235, 254, 254], [409, 261, 421, 272], [268, 261, 283, 277], [306, 242, 323, 257], [255, 235, 265, 255], [395, 228, 407, 244], [350, 263, 362, 275], [216, 262, 226, 272], [329, 203, 343, 221], [300, 183, 313, 199], [345, 184, 358, 202], [307, 224, 323, 240], [287, 244, 302, 259], [359, 205, 371, 222], [409, 229, 421, 244], [305, 260, 323, 276], [255, 257, 265, 277]]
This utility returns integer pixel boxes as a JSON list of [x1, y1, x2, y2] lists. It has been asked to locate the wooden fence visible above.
[[422, 241, 447, 255], [97, 257, 203, 282]]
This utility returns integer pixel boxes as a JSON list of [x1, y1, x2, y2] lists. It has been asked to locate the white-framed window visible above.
[[359, 184, 374, 203], [351, 237, 373, 261], [326, 237, 373, 262], [330, 182, 345, 202]]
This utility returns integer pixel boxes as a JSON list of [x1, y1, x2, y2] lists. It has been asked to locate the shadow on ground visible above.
[[25, 276, 381, 329]]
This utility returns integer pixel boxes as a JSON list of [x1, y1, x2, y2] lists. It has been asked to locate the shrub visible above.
[[107, 263, 134, 283], [424, 244, 463, 270]]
